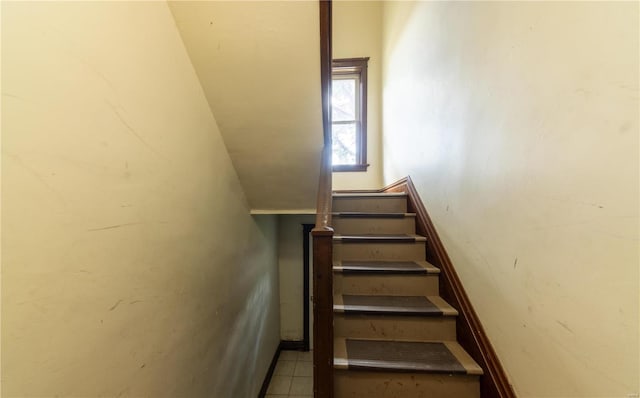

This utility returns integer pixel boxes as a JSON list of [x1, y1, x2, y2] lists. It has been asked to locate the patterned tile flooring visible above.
[[266, 350, 313, 397]]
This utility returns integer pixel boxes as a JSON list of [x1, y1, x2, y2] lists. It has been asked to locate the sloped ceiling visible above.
[[169, 1, 323, 211]]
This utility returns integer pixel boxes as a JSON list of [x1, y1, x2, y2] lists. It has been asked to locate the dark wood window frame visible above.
[[332, 57, 370, 172]]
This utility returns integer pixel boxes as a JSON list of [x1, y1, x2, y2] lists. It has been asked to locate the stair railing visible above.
[[313, 1, 333, 397]]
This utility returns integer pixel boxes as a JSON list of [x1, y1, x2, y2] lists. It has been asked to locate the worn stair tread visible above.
[[334, 233, 427, 243], [334, 338, 483, 375], [333, 260, 439, 274], [333, 212, 416, 219], [334, 295, 458, 316], [333, 192, 407, 198]]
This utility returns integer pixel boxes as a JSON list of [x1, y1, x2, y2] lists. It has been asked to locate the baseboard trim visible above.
[[280, 340, 307, 351], [258, 340, 310, 398], [258, 343, 281, 398]]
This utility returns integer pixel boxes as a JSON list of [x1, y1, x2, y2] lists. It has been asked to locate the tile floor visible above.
[[266, 350, 313, 397]]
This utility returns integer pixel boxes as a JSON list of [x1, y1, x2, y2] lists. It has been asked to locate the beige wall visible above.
[[333, 0, 384, 190], [169, 1, 323, 212], [278, 215, 315, 341], [382, 2, 639, 397], [1, 2, 279, 397]]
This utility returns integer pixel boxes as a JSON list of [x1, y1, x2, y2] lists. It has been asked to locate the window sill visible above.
[[332, 164, 370, 172]]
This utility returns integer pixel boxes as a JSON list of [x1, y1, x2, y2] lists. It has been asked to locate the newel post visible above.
[[312, 226, 334, 398]]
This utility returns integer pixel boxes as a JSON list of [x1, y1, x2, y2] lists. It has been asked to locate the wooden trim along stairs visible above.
[[333, 176, 517, 398]]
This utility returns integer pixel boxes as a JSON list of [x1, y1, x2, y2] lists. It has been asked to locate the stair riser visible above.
[[334, 242, 425, 261], [334, 370, 480, 398], [333, 217, 415, 235], [334, 314, 456, 341], [333, 197, 407, 213], [334, 274, 439, 296]]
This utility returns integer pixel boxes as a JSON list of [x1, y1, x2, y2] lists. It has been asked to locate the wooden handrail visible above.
[[318, 0, 333, 148], [314, 146, 333, 229], [313, 1, 333, 397], [315, 0, 333, 231]]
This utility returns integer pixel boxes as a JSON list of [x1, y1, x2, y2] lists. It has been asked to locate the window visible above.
[[332, 57, 369, 172]]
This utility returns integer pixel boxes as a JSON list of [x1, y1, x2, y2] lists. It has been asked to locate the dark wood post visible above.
[[312, 227, 334, 398]]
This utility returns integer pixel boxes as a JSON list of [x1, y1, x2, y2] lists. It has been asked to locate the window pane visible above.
[[332, 122, 357, 165], [332, 79, 356, 122]]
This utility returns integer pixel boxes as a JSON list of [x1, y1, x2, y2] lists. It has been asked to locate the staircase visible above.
[[330, 192, 484, 397]]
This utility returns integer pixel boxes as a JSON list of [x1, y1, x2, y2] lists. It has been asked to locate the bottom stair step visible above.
[[334, 338, 482, 375], [334, 338, 482, 398], [334, 370, 480, 398]]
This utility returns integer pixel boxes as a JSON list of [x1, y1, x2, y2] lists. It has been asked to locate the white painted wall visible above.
[[278, 215, 315, 341], [333, 0, 384, 190], [1, 2, 279, 397], [169, 1, 323, 212], [382, 2, 639, 397]]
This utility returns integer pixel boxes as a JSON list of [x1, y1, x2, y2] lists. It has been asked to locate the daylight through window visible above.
[[331, 58, 369, 172]]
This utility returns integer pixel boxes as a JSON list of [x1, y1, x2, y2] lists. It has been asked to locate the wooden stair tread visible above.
[[334, 295, 458, 316], [333, 212, 415, 218], [334, 233, 427, 243], [334, 260, 439, 274], [334, 338, 483, 375]]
